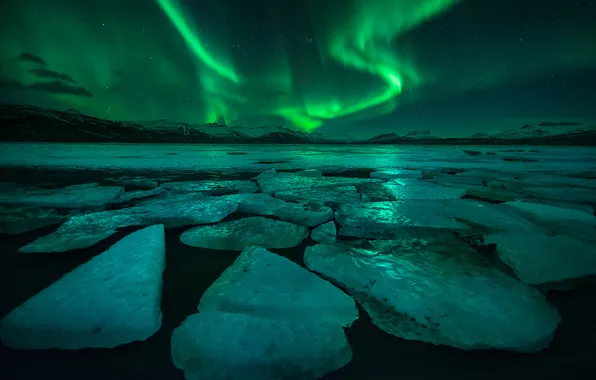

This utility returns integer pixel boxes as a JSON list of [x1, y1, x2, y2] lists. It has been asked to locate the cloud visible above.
[[18, 53, 47, 66], [30, 68, 77, 84], [0, 78, 26, 90], [29, 81, 93, 97]]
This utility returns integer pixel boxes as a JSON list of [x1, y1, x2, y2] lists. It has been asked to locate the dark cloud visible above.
[[30, 68, 77, 84], [18, 53, 47, 66], [107, 86, 122, 93], [29, 81, 93, 97], [0, 78, 26, 90]]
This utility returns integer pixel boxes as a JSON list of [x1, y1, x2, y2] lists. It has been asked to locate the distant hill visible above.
[[0, 104, 594, 145]]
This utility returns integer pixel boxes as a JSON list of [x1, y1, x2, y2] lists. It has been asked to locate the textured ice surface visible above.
[[336, 201, 469, 238], [2, 144, 595, 174], [274, 185, 361, 206], [0, 206, 70, 235], [0, 225, 166, 349], [358, 179, 466, 202], [160, 179, 258, 195], [256, 170, 379, 195], [311, 221, 337, 244], [180, 217, 309, 250], [0, 182, 124, 209], [502, 200, 596, 227], [199, 246, 357, 326], [117, 187, 165, 203], [370, 168, 423, 180], [171, 311, 352, 380], [487, 232, 596, 285], [295, 169, 323, 177], [19, 199, 238, 252], [305, 235, 561, 352]]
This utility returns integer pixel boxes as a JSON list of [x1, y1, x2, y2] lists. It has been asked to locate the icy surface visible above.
[[19, 199, 238, 252], [370, 168, 423, 180], [160, 179, 258, 195], [487, 232, 596, 285], [199, 246, 357, 326], [311, 221, 337, 244], [0, 206, 70, 235], [180, 217, 309, 250], [358, 179, 466, 202], [256, 170, 379, 195], [0, 183, 124, 209], [0, 225, 166, 349], [274, 185, 361, 206], [1, 144, 595, 174], [171, 311, 352, 380], [305, 235, 561, 352]]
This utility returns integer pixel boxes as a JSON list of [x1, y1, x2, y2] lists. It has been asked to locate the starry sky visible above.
[[0, 0, 595, 136]]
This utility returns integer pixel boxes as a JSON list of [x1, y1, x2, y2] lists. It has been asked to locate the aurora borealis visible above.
[[0, 0, 595, 135]]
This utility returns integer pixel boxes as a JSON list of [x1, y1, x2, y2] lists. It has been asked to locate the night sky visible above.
[[1, 0, 595, 136]]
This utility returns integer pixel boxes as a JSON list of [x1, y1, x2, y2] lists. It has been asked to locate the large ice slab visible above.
[[199, 246, 357, 326], [305, 235, 561, 352], [171, 311, 352, 380], [0, 182, 124, 209], [358, 179, 466, 202], [180, 217, 309, 250], [486, 232, 596, 285], [19, 199, 238, 252], [0, 225, 166, 349]]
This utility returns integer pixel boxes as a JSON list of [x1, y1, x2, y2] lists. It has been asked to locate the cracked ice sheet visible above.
[[1, 143, 595, 173]]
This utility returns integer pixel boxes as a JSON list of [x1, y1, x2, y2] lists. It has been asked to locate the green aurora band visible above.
[[156, 0, 459, 130], [0, 0, 594, 131]]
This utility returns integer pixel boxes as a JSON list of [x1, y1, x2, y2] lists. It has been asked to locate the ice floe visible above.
[[305, 234, 561, 352], [1, 225, 166, 349], [180, 217, 309, 250]]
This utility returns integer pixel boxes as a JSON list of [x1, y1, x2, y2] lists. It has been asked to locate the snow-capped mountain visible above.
[[0, 104, 594, 145]]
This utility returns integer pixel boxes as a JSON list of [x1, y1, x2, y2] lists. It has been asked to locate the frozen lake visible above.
[[1, 142, 595, 380], [1, 142, 596, 173]]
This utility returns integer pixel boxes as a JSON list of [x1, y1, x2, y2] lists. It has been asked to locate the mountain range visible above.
[[1, 104, 595, 145]]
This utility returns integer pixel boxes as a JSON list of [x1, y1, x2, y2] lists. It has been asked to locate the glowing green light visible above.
[[156, 0, 239, 83]]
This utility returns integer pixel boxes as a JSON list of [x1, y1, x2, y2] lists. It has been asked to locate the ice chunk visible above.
[[311, 221, 337, 244], [180, 217, 309, 250], [220, 194, 333, 227], [171, 311, 352, 380], [199, 246, 357, 326], [273, 201, 333, 227], [305, 235, 561, 352], [274, 185, 361, 206], [19, 199, 238, 252], [160, 179, 258, 195], [486, 232, 596, 285], [358, 179, 466, 202], [0, 225, 166, 349], [0, 183, 124, 209]]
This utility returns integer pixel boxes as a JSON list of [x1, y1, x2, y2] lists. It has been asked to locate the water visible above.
[[1, 143, 595, 379]]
